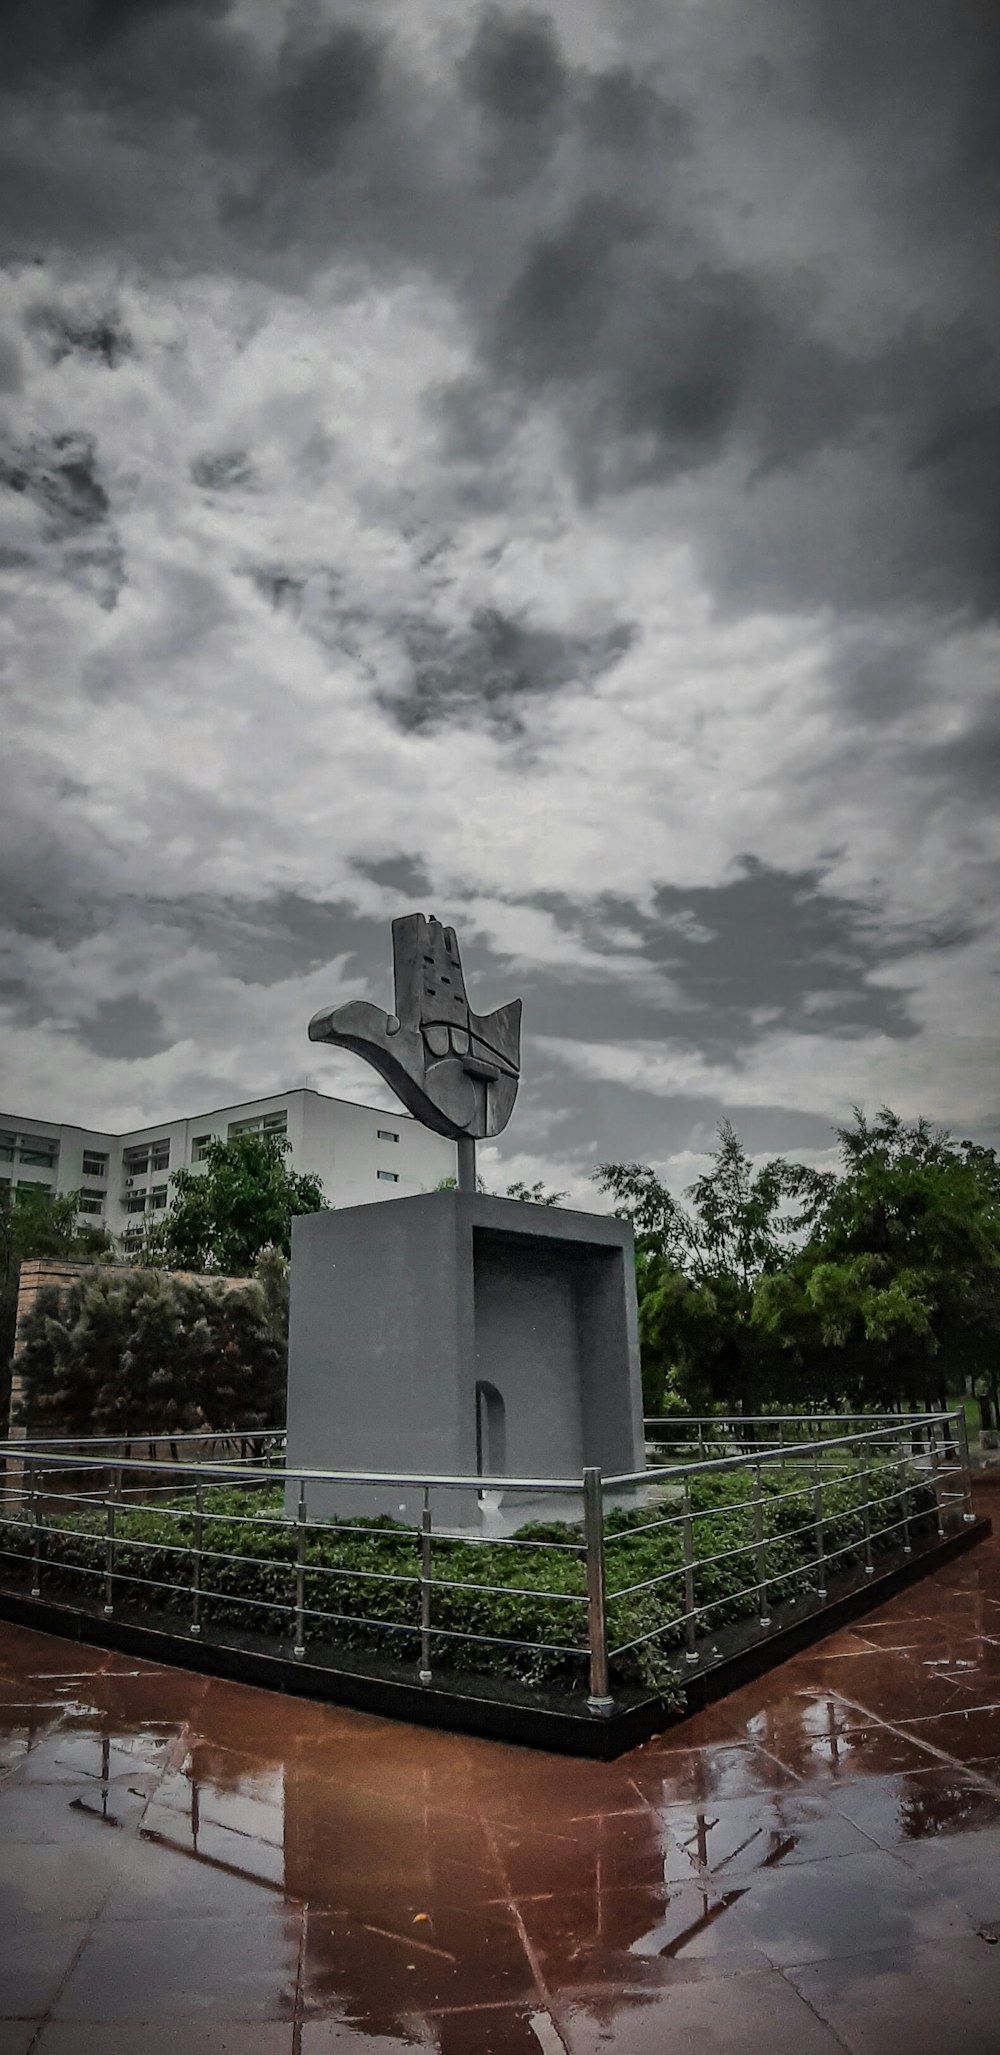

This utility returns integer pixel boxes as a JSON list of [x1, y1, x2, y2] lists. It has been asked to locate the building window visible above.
[[149, 1186, 168, 1210], [122, 1138, 170, 1176], [0, 1133, 15, 1164], [376, 1128, 399, 1143], [17, 1179, 50, 1193], [82, 1151, 108, 1178], [228, 1111, 287, 1140], [125, 1195, 147, 1215], [192, 1134, 213, 1162], [376, 1169, 400, 1183], [78, 1195, 104, 1215], [18, 1140, 59, 1169]]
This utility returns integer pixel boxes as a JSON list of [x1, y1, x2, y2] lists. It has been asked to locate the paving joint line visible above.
[[825, 1687, 1000, 1799]]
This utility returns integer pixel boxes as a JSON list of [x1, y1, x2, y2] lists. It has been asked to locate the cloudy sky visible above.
[[1, 0, 998, 1203]]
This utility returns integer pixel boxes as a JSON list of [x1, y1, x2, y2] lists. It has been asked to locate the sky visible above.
[[1, 0, 998, 1206]]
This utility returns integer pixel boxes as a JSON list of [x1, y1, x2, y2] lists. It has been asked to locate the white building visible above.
[[0, 1089, 458, 1249]]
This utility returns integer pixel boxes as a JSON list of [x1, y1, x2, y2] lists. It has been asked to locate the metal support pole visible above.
[[858, 1447, 874, 1575], [456, 1137, 477, 1192], [681, 1482, 699, 1663], [956, 1408, 977, 1523], [419, 1487, 433, 1686], [929, 1424, 944, 1537], [190, 1475, 203, 1636], [29, 1457, 41, 1598], [293, 1478, 307, 1659], [812, 1457, 827, 1600], [103, 1465, 121, 1616], [752, 1465, 771, 1627], [897, 1453, 912, 1554], [583, 1467, 614, 1713]]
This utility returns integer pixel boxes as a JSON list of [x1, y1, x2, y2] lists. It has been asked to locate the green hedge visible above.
[[0, 1460, 934, 1708]]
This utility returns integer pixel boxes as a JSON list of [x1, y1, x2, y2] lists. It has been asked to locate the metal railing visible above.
[[0, 1411, 975, 1718]]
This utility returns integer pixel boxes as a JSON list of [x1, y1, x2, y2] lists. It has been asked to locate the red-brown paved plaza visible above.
[[3, 1497, 1000, 2052]]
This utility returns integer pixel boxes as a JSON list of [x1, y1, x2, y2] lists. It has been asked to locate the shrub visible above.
[[15, 1266, 286, 1437], [0, 1460, 934, 1708]]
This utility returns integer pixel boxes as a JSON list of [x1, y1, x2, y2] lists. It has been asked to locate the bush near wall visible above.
[[14, 1265, 286, 1438], [0, 1462, 934, 1704]]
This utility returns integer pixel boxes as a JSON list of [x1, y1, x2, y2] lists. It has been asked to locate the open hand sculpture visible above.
[[308, 914, 521, 1140]]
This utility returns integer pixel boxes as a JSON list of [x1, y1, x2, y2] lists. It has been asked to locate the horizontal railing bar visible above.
[[607, 1418, 956, 1487], [1, 1446, 587, 1493]]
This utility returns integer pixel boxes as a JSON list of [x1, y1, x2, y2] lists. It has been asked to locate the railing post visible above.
[[752, 1464, 771, 1627], [812, 1456, 827, 1600], [956, 1408, 977, 1524], [293, 1478, 307, 1659], [928, 1422, 944, 1537], [103, 1464, 121, 1617], [190, 1475, 203, 1636], [583, 1467, 614, 1714], [681, 1480, 699, 1663], [419, 1487, 433, 1686], [897, 1450, 912, 1554], [29, 1456, 42, 1598], [858, 1444, 874, 1575]]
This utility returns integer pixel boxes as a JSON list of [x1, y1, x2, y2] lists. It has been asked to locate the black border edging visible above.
[[0, 1516, 989, 1761]]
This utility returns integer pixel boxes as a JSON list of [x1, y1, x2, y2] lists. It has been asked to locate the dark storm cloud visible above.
[[3, 1, 997, 622], [0, 429, 124, 604], [266, 22, 383, 170], [191, 450, 258, 492], [521, 861, 930, 1057], [27, 302, 133, 368], [76, 995, 171, 1059], [387, 606, 635, 735], [460, 6, 568, 187]]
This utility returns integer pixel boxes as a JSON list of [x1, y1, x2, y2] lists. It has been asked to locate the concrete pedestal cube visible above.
[[284, 1190, 644, 1533]]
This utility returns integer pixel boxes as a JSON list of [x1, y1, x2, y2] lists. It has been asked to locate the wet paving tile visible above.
[[0, 1837, 118, 1924], [558, 1966, 845, 2052], [653, 1787, 874, 1879], [895, 1702, 1000, 1760], [828, 1764, 1000, 1849], [628, 1740, 798, 1804], [301, 2011, 559, 2052], [786, 1935, 1000, 2055], [721, 1846, 971, 1966], [0, 1920, 90, 2017], [51, 1911, 302, 2021], [890, 1825, 1000, 1921], [0, 1776, 150, 1844], [35, 2025, 296, 2053], [517, 1877, 771, 1986], [301, 1898, 537, 2017], [0, 2025, 37, 2055], [102, 1825, 295, 1920]]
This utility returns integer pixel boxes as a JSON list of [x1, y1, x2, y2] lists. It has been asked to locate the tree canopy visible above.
[[598, 1110, 1000, 1417], [143, 1132, 326, 1275]]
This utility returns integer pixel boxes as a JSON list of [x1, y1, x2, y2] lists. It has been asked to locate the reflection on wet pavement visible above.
[[2, 1496, 1000, 2049]]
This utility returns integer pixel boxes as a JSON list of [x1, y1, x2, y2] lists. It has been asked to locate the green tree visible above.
[[145, 1132, 326, 1275], [753, 1108, 1000, 1412], [0, 1187, 114, 1425], [597, 1125, 818, 1414]]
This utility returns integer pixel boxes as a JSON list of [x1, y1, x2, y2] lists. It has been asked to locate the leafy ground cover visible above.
[[0, 1461, 934, 1703]]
